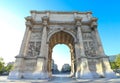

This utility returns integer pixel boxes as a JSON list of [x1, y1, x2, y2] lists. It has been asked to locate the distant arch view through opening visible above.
[[52, 44, 71, 75], [52, 44, 71, 71]]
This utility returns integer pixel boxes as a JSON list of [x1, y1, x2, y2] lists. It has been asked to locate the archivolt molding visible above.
[[47, 29, 77, 43]]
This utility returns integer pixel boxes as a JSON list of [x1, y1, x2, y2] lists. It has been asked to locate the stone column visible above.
[[47, 48, 52, 77], [19, 27, 30, 56], [75, 18, 93, 78], [78, 27, 85, 56], [33, 16, 49, 79], [94, 28, 105, 56], [70, 48, 75, 77], [19, 16, 33, 56], [91, 18, 105, 56]]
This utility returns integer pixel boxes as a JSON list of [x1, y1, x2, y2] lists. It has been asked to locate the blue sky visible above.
[[0, 0, 120, 69]]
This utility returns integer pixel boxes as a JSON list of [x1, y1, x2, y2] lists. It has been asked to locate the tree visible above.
[[5, 62, 14, 73], [61, 64, 71, 73], [115, 54, 120, 68], [110, 62, 118, 69], [0, 57, 14, 75], [0, 57, 5, 74]]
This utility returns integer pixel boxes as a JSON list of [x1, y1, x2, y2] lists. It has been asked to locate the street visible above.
[[0, 74, 120, 83]]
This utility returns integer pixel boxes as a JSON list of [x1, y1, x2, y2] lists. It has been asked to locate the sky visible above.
[[0, 0, 120, 70]]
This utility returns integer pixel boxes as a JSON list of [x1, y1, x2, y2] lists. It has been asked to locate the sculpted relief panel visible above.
[[27, 41, 41, 57], [84, 41, 96, 57], [82, 27, 96, 57]]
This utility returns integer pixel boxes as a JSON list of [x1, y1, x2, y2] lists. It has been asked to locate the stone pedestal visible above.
[[102, 58, 117, 78], [76, 58, 93, 79], [32, 57, 48, 79], [8, 57, 24, 79]]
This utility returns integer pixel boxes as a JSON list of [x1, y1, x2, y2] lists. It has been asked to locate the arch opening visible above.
[[52, 44, 71, 74], [47, 31, 76, 77]]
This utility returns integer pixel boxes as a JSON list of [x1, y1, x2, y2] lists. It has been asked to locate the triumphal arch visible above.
[[8, 11, 116, 79]]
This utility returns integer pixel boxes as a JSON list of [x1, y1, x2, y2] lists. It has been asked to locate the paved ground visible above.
[[0, 74, 120, 83]]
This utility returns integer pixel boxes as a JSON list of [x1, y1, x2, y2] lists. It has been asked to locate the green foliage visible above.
[[0, 57, 14, 75], [5, 64, 14, 72], [115, 54, 120, 68], [0, 57, 5, 74], [110, 62, 118, 69]]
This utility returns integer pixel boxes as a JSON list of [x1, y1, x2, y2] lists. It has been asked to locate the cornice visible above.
[[30, 10, 92, 15]]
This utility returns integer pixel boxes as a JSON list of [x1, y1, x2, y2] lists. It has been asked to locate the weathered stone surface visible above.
[[8, 11, 116, 79]]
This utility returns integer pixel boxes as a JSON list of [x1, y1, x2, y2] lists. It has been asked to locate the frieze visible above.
[[81, 26, 91, 32], [30, 32, 42, 41], [82, 32, 92, 40], [31, 27, 43, 32], [48, 25, 76, 36]]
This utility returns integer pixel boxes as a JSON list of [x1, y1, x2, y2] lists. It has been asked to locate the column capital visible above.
[[42, 16, 49, 27], [91, 17, 98, 28], [25, 21, 33, 28], [25, 16, 33, 27], [74, 17, 82, 27]]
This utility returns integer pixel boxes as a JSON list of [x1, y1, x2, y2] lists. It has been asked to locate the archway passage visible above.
[[47, 31, 76, 77], [52, 44, 71, 73]]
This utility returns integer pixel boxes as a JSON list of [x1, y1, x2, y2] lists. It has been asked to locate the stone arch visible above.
[[47, 31, 76, 77], [8, 11, 116, 79]]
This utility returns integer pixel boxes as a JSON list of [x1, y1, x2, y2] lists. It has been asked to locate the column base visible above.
[[8, 71, 23, 79]]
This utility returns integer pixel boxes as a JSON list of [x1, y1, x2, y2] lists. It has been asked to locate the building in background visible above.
[[51, 59, 59, 74], [61, 64, 71, 73]]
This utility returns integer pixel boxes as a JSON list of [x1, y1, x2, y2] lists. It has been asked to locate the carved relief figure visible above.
[[27, 41, 41, 56], [89, 41, 96, 56], [36, 42, 41, 55], [84, 41, 96, 57]]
